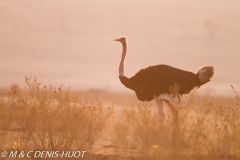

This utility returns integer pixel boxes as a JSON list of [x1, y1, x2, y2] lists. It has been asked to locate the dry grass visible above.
[[0, 77, 239, 160], [113, 87, 240, 160], [0, 77, 113, 155]]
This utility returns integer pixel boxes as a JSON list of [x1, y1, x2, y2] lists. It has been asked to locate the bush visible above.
[[114, 88, 240, 159], [113, 103, 171, 156], [0, 77, 113, 152]]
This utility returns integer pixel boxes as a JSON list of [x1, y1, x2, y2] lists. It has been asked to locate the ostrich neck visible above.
[[119, 42, 127, 76]]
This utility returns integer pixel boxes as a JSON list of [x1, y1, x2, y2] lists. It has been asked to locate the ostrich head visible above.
[[114, 36, 127, 44]]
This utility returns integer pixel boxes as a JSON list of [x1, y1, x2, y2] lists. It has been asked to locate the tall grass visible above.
[[113, 103, 169, 155], [0, 77, 113, 152], [0, 77, 239, 160], [113, 88, 240, 159]]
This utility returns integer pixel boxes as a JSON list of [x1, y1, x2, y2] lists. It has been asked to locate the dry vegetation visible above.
[[113, 87, 240, 160], [0, 77, 113, 159], [0, 77, 239, 160]]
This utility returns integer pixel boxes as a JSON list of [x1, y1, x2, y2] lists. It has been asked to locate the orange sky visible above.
[[0, 0, 240, 96]]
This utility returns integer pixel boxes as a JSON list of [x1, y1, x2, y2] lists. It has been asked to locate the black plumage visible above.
[[119, 64, 199, 101]]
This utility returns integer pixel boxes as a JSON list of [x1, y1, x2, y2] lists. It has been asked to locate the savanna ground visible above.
[[0, 77, 240, 160]]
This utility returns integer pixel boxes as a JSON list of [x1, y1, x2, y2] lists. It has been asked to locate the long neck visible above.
[[119, 42, 127, 76], [118, 41, 135, 90]]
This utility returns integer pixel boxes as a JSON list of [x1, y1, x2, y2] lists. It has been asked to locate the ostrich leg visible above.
[[153, 95, 165, 122], [164, 100, 178, 123], [164, 100, 179, 154]]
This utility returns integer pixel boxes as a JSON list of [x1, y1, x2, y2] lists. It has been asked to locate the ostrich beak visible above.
[[114, 38, 120, 41]]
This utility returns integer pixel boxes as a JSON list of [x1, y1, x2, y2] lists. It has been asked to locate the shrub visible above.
[[113, 103, 171, 156], [114, 88, 240, 159], [0, 77, 113, 152]]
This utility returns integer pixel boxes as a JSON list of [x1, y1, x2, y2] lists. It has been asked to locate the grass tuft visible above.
[[113, 87, 240, 159], [0, 77, 113, 153]]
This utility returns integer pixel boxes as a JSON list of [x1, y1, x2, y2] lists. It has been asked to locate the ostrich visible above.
[[114, 36, 214, 122]]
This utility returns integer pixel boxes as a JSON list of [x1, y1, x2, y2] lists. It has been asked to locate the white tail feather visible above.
[[197, 66, 214, 86]]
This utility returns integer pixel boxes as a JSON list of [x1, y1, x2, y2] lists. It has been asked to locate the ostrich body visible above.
[[114, 36, 214, 121], [119, 64, 198, 102]]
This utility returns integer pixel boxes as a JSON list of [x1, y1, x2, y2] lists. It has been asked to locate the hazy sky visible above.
[[0, 0, 240, 95]]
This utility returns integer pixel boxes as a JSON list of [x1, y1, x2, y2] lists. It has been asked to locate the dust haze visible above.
[[0, 0, 240, 95]]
